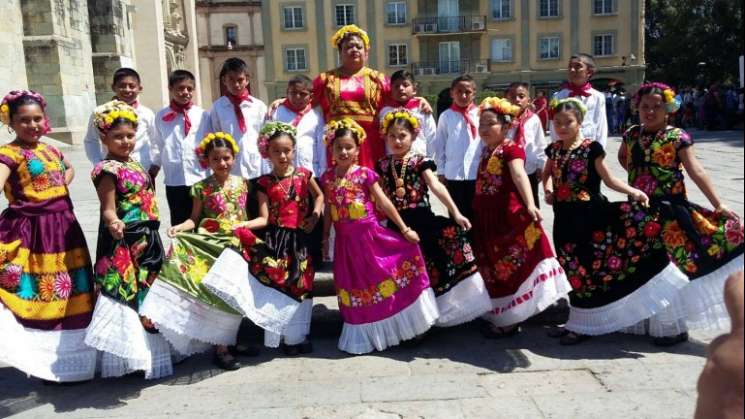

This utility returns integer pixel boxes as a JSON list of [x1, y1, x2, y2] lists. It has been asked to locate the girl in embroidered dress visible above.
[[85, 101, 172, 379], [473, 97, 571, 339], [141, 132, 262, 371], [544, 98, 690, 346], [376, 109, 491, 327], [620, 82, 744, 334], [320, 118, 439, 354], [0, 90, 97, 383], [203, 122, 324, 356]]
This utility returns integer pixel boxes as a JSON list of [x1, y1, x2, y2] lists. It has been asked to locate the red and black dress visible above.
[[472, 142, 570, 327], [376, 155, 491, 326]]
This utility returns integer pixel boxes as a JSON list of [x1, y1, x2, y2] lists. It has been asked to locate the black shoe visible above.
[[281, 340, 314, 356], [480, 323, 521, 339], [229, 344, 260, 357], [547, 326, 570, 338], [298, 340, 313, 354], [213, 352, 241, 371], [559, 332, 592, 346], [653, 332, 689, 347]]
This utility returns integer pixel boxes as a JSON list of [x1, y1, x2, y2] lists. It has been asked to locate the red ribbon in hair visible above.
[[161, 100, 192, 135], [449, 103, 478, 139], [226, 89, 252, 133]]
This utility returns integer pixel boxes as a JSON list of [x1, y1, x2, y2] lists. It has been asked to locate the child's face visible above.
[[10, 104, 46, 145], [208, 147, 235, 176], [568, 58, 593, 86], [170, 79, 195, 105], [112, 76, 143, 105], [451, 82, 477, 108], [392, 79, 417, 104], [552, 111, 582, 142], [386, 124, 414, 158], [102, 123, 137, 160], [507, 86, 531, 110], [222, 71, 249, 96], [286, 83, 312, 109], [333, 134, 359, 169], [638, 93, 668, 129], [478, 111, 508, 148], [268, 135, 296, 173]]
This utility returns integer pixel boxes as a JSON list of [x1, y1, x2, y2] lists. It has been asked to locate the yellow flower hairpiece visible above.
[[331, 25, 370, 49], [381, 108, 421, 136], [93, 100, 138, 132], [195, 132, 240, 169], [478, 97, 521, 118], [0, 104, 10, 125], [324, 118, 367, 146]]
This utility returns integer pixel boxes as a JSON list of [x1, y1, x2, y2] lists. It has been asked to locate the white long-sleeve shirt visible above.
[[84, 104, 156, 169], [432, 107, 483, 181], [209, 95, 268, 180], [266, 104, 326, 177], [549, 87, 609, 148], [378, 106, 436, 158], [150, 104, 211, 186], [507, 113, 548, 175]]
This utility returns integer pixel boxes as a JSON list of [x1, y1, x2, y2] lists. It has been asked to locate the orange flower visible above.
[[652, 143, 676, 167], [662, 221, 686, 249], [692, 211, 719, 235]]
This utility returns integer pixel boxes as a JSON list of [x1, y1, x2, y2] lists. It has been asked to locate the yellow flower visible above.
[[338, 289, 351, 307], [104, 116, 113, 125], [331, 24, 370, 49], [692, 211, 718, 235], [707, 244, 721, 257], [378, 279, 398, 298], [190, 258, 209, 283], [524, 222, 542, 250], [208, 133, 216, 141], [0, 104, 8, 113], [348, 201, 367, 220], [330, 205, 339, 222], [486, 156, 502, 175]]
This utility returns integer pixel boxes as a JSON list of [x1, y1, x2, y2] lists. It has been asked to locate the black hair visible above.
[[389, 117, 417, 135], [479, 108, 512, 125], [451, 74, 476, 89], [203, 138, 237, 159], [287, 75, 313, 91], [219, 57, 249, 80], [552, 101, 586, 124], [333, 127, 362, 146], [507, 82, 530, 92], [337, 32, 365, 51], [112, 68, 142, 86], [168, 70, 196, 88], [570, 53, 597, 71], [391, 70, 416, 85], [269, 130, 297, 146], [8, 95, 45, 121]]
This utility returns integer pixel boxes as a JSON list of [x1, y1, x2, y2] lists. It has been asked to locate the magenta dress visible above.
[[321, 166, 438, 354]]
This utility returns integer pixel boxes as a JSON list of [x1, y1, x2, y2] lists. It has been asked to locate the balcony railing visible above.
[[411, 15, 487, 35], [411, 59, 491, 77]]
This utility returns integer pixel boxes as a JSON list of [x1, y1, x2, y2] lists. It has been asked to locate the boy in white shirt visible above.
[[506, 82, 548, 208], [84, 68, 157, 169], [265, 75, 326, 176], [209, 57, 268, 181], [433, 75, 482, 221], [378, 70, 436, 157], [549, 53, 609, 148], [150, 70, 211, 225]]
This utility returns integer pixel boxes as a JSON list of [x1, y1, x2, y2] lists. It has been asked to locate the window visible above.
[[388, 43, 408, 67], [539, 36, 561, 59], [491, 38, 513, 62], [335, 4, 355, 26], [593, 0, 615, 15], [283, 6, 304, 29], [593, 33, 615, 56], [491, 0, 511, 20], [539, 0, 560, 18], [225, 25, 237, 47], [285, 48, 308, 71], [386, 2, 407, 25]]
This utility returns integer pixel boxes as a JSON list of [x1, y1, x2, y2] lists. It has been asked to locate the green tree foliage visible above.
[[645, 0, 743, 87]]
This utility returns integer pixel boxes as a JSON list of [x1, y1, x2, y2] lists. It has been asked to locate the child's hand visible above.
[[418, 98, 433, 115], [167, 226, 182, 238], [303, 212, 321, 234], [526, 206, 543, 222], [108, 220, 125, 240], [716, 204, 739, 220], [544, 190, 554, 206], [630, 189, 650, 207], [453, 213, 472, 231], [403, 228, 420, 243]]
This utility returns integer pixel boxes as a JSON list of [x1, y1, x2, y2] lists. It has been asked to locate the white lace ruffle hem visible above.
[[264, 298, 314, 347], [435, 271, 492, 327], [682, 253, 743, 331]]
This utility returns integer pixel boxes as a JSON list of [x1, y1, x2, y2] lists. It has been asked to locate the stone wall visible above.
[[89, 0, 136, 105], [0, 0, 29, 143]]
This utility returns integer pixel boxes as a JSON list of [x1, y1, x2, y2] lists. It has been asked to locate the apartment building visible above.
[[261, 0, 645, 99]]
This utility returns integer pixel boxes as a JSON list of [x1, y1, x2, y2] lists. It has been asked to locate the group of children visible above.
[[0, 50, 743, 383]]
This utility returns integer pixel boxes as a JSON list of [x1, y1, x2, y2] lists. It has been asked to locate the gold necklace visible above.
[[273, 168, 295, 197], [391, 154, 411, 199]]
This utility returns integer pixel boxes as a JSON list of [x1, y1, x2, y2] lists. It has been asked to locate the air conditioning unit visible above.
[[423, 23, 437, 33], [422, 67, 436, 75], [471, 21, 485, 30], [415, 23, 428, 33], [474, 64, 489, 73]]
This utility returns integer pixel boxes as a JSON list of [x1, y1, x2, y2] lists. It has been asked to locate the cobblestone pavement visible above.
[[1, 130, 743, 419]]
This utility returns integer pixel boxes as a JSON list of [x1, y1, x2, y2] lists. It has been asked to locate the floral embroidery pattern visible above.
[[336, 256, 426, 308], [624, 126, 692, 198], [376, 156, 433, 210], [191, 176, 248, 226], [547, 140, 595, 203], [475, 146, 508, 196], [257, 168, 311, 229], [321, 166, 378, 223], [91, 159, 159, 223]]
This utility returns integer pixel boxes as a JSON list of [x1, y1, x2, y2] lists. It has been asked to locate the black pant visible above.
[[165, 185, 193, 226], [528, 172, 541, 209], [446, 180, 476, 222]]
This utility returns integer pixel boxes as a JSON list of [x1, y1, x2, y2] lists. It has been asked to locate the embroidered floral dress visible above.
[[376, 155, 491, 327], [547, 139, 689, 336], [0, 142, 96, 382], [473, 142, 570, 327], [320, 166, 438, 354], [88, 158, 172, 379], [623, 126, 744, 328], [141, 175, 247, 355]]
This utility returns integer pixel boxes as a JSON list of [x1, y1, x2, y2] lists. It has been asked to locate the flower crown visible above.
[[258, 121, 297, 159], [380, 108, 421, 136], [331, 25, 370, 49], [1, 90, 49, 132], [634, 82, 681, 114], [478, 97, 521, 122], [324, 118, 367, 146], [93, 100, 138, 132], [195, 132, 240, 169], [549, 97, 588, 119]]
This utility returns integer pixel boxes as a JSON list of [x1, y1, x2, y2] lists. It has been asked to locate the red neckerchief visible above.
[[226, 90, 252, 133], [283, 99, 312, 127], [113, 96, 139, 109], [449, 103, 478, 139], [162, 100, 193, 136], [512, 108, 535, 147], [386, 97, 421, 110], [562, 82, 593, 98]]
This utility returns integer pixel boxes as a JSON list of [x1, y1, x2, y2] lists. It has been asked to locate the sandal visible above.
[[213, 350, 241, 371], [547, 326, 570, 338], [480, 323, 521, 339], [229, 344, 260, 357], [559, 332, 591, 346], [653, 332, 689, 347]]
